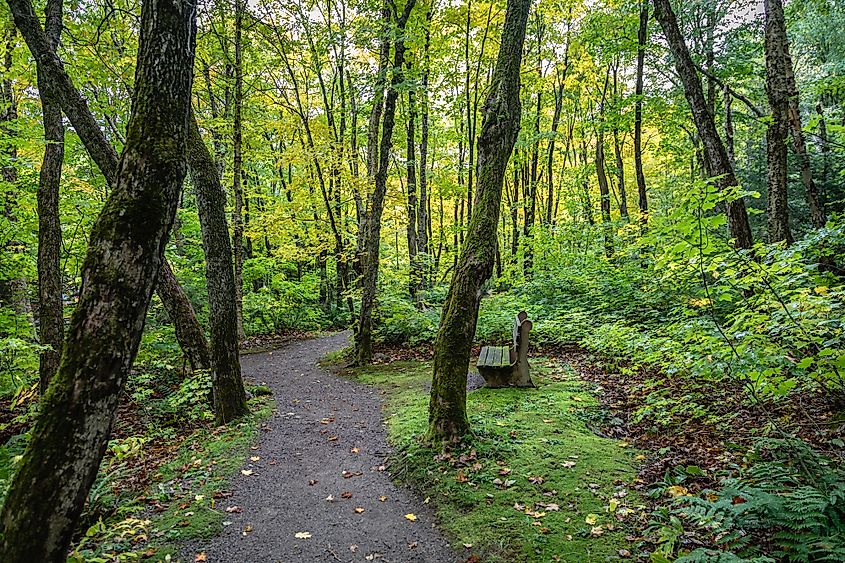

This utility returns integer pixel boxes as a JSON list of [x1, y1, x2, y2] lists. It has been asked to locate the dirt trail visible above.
[[190, 331, 458, 563]]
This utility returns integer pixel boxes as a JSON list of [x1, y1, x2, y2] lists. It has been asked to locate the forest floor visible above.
[[185, 331, 459, 563]]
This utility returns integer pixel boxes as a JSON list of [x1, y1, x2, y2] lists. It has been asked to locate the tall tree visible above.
[[35, 0, 64, 391], [232, 0, 246, 339], [764, 0, 792, 244], [0, 0, 197, 558], [634, 0, 648, 224], [427, 0, 531, 445], [355, 0, 416, 365], [8, 0, 246, 423], [653, 0, 754, 249]]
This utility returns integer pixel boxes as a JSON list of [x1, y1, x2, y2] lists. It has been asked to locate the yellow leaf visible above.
[[294, 531, 312, 539], [608, 499, 619, 513], [241, 469, 253, 476], [404, 513, 417, 521], [250, 456, 260, 462], [585, 514, 598, 525], [667, 485, 689, 498], [354, 507, 365, 513]]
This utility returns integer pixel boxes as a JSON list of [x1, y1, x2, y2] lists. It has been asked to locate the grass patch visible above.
[[338, 355, 643, 562], [68, 396, 274, 562]]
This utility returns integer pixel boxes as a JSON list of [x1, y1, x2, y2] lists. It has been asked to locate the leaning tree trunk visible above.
[[653, 0, 754, 249], [35, 0, 64, 392], [427, 0, 531, 446], [355, 0, 416, 365], [157, 258, 212, 371], [7, 0, 244, 423], [187, 112, 249, 423], [0, 0, 196, 560], [764, 0, 793, 244]]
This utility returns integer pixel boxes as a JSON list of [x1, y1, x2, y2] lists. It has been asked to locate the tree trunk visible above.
[[0, 0, 196, 559], [187, 112, 249, 423], [0, 21, 33, 333], [653, 0, 754, 249], [764, 0, 793, 244], [406, 60, 418, 297], [634, 0, 648, 224], [596, 130, 614, 258], [773, 0, 826, 230], [35, 0, 64, 392], [232, 0, 246, 339], [817, 102, 829, 208], [156, 259, 212, 371], [417, 6, 431, 287], [355, 0, 416, 365], [427, 0, 530, 445]]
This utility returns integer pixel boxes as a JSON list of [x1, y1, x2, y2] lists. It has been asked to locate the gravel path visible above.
[[190, 331, 459, 563]]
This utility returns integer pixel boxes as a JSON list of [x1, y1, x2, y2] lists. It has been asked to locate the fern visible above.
[[671, 438, 845, 562]]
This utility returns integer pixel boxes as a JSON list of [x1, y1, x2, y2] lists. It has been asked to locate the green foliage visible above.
[[664, 438, 845, 562]]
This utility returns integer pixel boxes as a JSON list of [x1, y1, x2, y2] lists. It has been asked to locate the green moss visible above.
[[342, 357, 644, 563]]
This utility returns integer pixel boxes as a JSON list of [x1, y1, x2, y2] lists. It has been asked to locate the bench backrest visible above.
[[512, 311, 532, 356]]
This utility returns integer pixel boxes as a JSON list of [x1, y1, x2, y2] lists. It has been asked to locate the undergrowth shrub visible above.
[[658, 438, 845, 562]]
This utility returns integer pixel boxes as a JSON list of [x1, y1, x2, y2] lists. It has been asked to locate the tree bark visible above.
[[157, 259, 212, 371], [417, 6, 431, 287], [764, 0, 793, 244], [634, 0, 648, 224], [232, 0, 246, 339], [773, 0, 826, 230], [187, 112, 249, 423], [596, 129, 614, 258], [406, 59, 419, 297], [0, 0, 196, 559], [427, 0, 530, 445], [355, 0, 416, 365], [35, 0, 64, 392], [653, 0, 754, 249]]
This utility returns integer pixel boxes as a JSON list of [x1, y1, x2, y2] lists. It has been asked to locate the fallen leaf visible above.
[[377, 465, 386, 471], [618, 549, 631, 558], [243, 525, 253, 535], [342, 471, 362, 479], [379, 496, 387, 502], [667, 485, 689, 498], [408, 542, 418, 549], [250, 456, 260, 462], [462, 543, 473, 548], [590, 526, 604, 537], [562, 461, 576, 468], [585, 514, 599, 525], [195, 553, 207, 562], [542, 419, 554, 424], [325, 495, 334, 502], [308, 479, 318, 486], [350, 545, 358, 552], [608, 499, 619, 513], [241, 469, 253, 476], [341, 491, 353, 499], [498, 468, 511, 476], [404, 513, 417, 521], [354, 507, 365, 513], [351, 447, 360, 453], [294, 531, 312, 539], [328, 436, 338, 442], [225, 506, 242, 513]]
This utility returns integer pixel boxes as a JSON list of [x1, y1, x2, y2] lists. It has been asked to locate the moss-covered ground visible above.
[[331, 352, 645, 562]]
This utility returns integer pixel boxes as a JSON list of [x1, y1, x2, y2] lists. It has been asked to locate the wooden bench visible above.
[[476, 311, 534, 388]]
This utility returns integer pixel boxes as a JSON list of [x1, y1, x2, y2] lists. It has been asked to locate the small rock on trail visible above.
[[187, 331, 459, 562]]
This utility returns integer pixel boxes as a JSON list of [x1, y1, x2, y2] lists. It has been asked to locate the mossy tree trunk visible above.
[[0, 0, 197, 560], [426, 0, 531, 446], [187, 111, 249, 423], [35, 0, 65, 392], [653, 0, 754, 249]]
